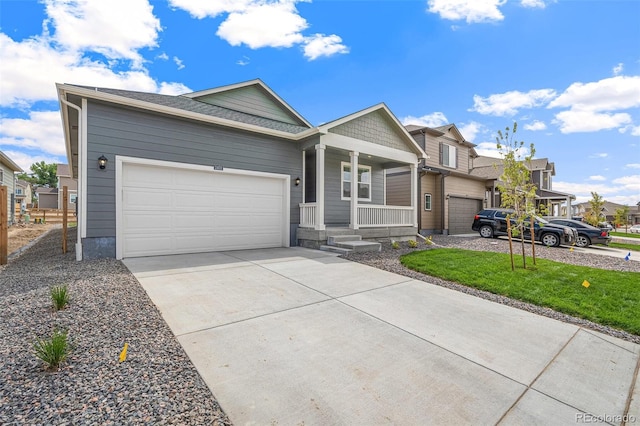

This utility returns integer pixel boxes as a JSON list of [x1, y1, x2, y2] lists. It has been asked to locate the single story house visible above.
[[1, 151, 23, 225], [57, 79, 427, 260], [35, 187, 58, 209]]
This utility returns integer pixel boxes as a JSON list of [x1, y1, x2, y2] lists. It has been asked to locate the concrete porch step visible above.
[[333, 240, 381, 253], [319, 245, 352, 255], [327, 235, 362, 244]]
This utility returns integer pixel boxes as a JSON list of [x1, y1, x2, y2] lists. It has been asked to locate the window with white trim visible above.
[[341, 162, 371, 201], [424, 193, 432, 211], [440, 143, 457, 168], [16, 188, 23, 195]]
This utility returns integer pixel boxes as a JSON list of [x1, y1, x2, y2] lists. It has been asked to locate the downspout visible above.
[[60, 97, 83, 261], [441, 174, 446, 234]]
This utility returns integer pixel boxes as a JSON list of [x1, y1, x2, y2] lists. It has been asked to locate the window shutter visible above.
[[439, 142, 443, 165], [452, 146, 457, 169]]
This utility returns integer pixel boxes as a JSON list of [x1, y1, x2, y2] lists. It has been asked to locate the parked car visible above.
[[549, 219, 611, 247], [598, 222, 614, 231], [472, 208, 578, 247], [629, 225, 640, 234]]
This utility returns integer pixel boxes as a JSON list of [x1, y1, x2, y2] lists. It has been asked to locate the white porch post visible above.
[[301, 150, 305, 204], [566, 196, 571, 218], [315, 144, 326, 230], [410, 162, 418, 227], [350, 151, 359, 230]]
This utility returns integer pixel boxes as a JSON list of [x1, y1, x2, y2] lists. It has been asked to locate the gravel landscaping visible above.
[[0, 228, 230, 425], [2, 228, 638, 424], [343, 235, 640, 345]]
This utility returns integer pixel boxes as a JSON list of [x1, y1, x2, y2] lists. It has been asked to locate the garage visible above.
[[448, 197, 482, 235], [116, 158, 289, 259]]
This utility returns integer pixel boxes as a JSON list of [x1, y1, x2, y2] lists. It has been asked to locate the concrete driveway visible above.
[[124, 247, 640, 425]]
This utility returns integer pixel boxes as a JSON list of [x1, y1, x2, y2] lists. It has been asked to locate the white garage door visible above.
[[119, 160, 289, 258]]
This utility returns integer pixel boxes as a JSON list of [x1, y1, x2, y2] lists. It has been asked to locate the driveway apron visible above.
[[124, 247, 640, 425]]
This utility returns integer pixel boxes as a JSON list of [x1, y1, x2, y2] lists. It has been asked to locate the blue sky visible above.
[[1, 0, 639, 205]]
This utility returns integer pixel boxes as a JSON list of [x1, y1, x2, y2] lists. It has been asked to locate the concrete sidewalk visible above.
[[124, 248, 639, 425]]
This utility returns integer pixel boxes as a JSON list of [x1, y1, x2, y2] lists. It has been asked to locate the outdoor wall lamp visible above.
[[295, 177, 300, 186], [98, 155, 108, 170]]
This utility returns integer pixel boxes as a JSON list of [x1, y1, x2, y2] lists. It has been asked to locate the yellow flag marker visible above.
[[582, 280, 590, 288], [119, 343, 129, 362], [569, 247, 574, 252]]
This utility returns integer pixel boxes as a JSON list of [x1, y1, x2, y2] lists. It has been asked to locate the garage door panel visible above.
[[121, 162, 287, 258], [448, 197, 482, 235]]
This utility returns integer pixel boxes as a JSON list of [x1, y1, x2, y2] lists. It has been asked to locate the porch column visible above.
[[315, 144, 326, 230], [566, 196, 571, 218], [350, 151, 359, 230], [410, 162, 418, 227]]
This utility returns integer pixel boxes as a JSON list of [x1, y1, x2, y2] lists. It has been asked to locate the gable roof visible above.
[[0, 151, 23, 172], [318, 103, 428, 159], [183, 79, 312, 128]]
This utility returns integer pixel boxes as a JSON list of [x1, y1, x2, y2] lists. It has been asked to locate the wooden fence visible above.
[[23, 208, 76, 224]]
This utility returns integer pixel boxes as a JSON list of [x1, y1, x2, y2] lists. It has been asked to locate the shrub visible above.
[[391, 240, 400, 249], [33, 329, 69, 370], [50, 285, 69, 311], [408, 240, 418, 248]]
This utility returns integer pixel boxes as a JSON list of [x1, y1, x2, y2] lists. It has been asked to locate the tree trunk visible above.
[[530, 216, 537, 265], [506, 218, 515, 271]]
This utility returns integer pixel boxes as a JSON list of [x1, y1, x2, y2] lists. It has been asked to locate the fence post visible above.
[[62, 186, 68, 254], [1, 186, 7, 265]]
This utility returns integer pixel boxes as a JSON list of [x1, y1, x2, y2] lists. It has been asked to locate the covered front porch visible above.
[[294, 103, 426, 248]]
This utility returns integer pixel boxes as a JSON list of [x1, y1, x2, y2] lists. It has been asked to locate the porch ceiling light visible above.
[[98, 155, 108, 170]]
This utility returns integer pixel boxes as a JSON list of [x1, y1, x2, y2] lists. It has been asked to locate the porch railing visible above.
[[358, 205, 413, 227], [299, 203, 317, 228]]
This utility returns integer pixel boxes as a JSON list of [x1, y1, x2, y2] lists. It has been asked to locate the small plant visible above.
[[50, 285, 69, 311], [408, 240, 418, 248], [425, 236, 433, 245], [33, 329, 69, 371], [391, 240, 400, 249]]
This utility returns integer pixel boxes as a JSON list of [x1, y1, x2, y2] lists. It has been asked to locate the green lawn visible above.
[[400, 248, 640, 335], [611, 231, 640, 239], [608, 242, 640, 252]]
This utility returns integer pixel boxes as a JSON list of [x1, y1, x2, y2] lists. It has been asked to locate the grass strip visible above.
[[400, 248, 640, 335], [611, 231, 640, 239], [608, 243, 640, 252]]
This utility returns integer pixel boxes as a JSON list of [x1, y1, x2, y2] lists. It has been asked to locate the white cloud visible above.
[[471, 89, 557, 116], [0, 111, 66, 157], [0, 33, 190, 107], [303, 34, 349, 60], [217, 2, 307, 49], [43, 0, 161, 68], [167, 0, 252, 19], [626, 164, 640, 169], [553, 110, 631, 134], [613, 63, 624, 76], [173, 56, 185, 70], [401, 112, 448, 128], [237, 56, 250, 66], [521, 0, 546, 8], [156, 52, 169, 60], [523, 120, 547, 131], [612, 175, 640, 192], [427, 0, 506, 23], [458, 121, 483, 142], [588, 175, 606, 181], [618, 124, 640, 136], [589, 153, 609, 158], [474, 142, 502, 158], [169, 0, 348, 60], [2, 150, 64, 173], [548, 76, 640, 112]]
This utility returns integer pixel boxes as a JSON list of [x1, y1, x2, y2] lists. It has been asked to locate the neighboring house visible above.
[[57, 79, 427, 260], [35, 187, 58, 209], [15, 179, 33, 210], [470, 156, 575, 218], [0, 151, 23, 225], [56, 164, 78, 210], [573, 200, 640, 224], [386, 124, 574, 235]]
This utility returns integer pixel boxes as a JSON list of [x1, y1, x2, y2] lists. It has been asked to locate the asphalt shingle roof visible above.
[[73, 86, 311, 135]]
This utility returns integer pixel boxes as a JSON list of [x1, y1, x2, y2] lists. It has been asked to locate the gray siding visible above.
[[323, 150, 384, 225], [194, 85, 303, 126], [329, 111, 413, 153], [85, 101, 303, 238]]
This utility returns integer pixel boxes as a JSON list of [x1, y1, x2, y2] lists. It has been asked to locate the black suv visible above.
[[472, 208, 578, 247]]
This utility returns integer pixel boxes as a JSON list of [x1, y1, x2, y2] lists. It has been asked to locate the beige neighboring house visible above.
[[56, 164, 78, 210], [386, 124, 575, 235], [1, 151, 24, 225], [15, 179, 33, 210], [35, 187, 58, 209], [573, 200, 640, 225]]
